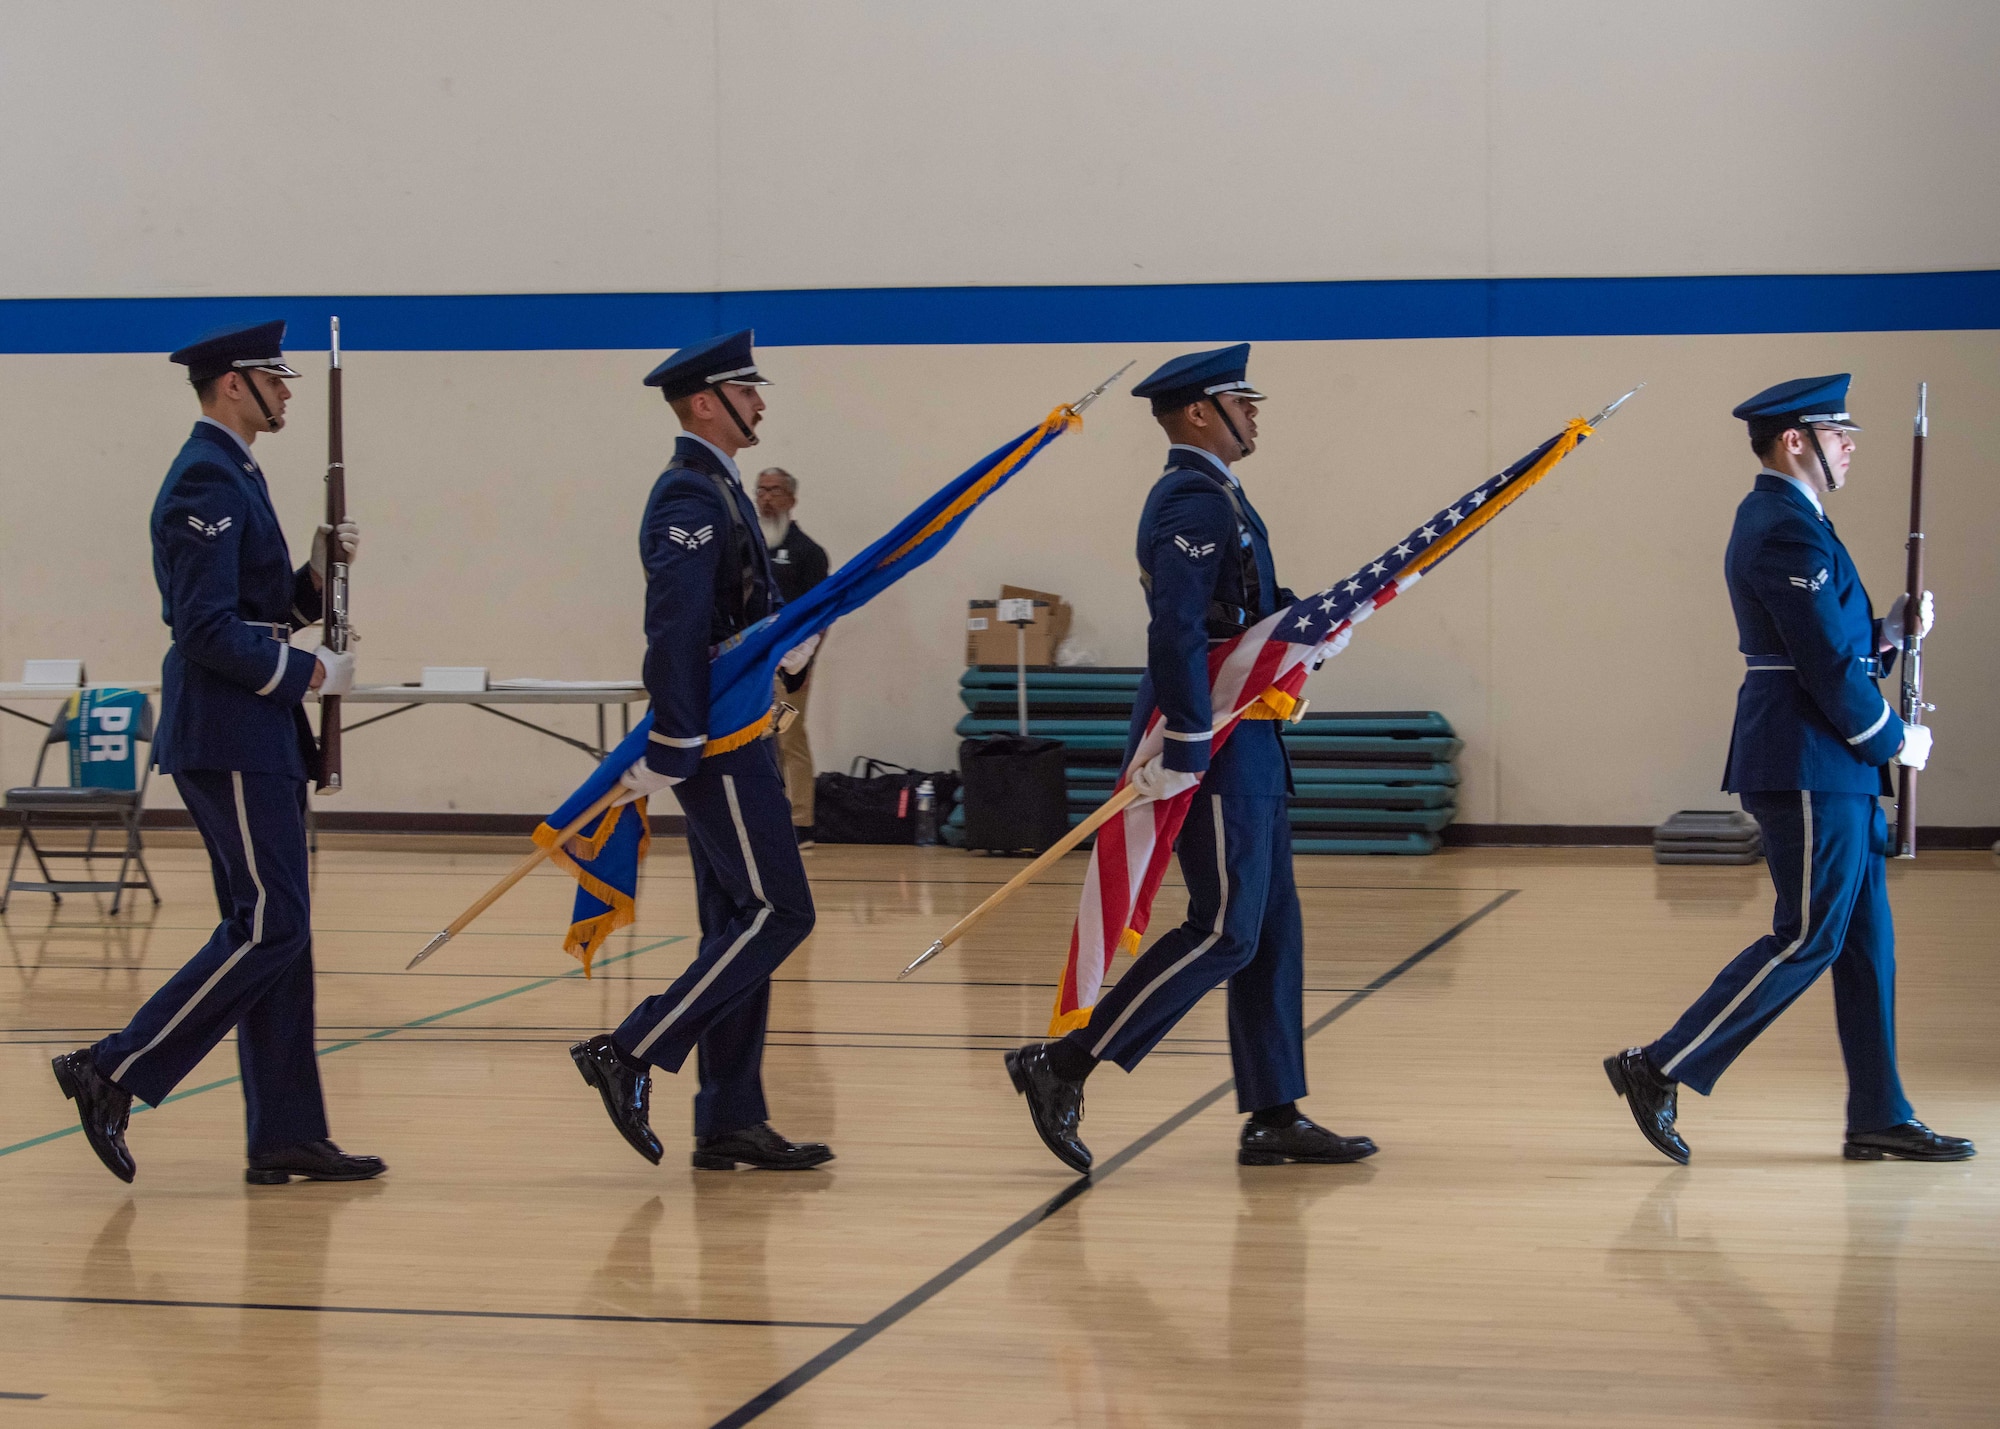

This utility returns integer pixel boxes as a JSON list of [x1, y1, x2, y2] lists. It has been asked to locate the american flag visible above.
[[1050, 413, 1609, 1033]]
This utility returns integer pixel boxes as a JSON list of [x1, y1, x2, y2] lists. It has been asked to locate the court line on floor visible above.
[[0, 935, 688, 1161], [775, 877, 1520, 894], [0, 958, 689, 979], [709, 887, 1519, 1429], [0, 1290, 855, 1332]]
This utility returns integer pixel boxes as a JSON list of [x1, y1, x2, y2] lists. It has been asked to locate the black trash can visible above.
[[958, 735, 1068, 854]]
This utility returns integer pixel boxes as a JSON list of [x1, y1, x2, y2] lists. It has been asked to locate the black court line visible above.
[[709, 887, 1519, 1428], [0, 1291, 857, 1332], [0, 1390, 46, 1400]]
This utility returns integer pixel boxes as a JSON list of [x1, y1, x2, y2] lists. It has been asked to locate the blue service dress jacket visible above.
[[151, 421, 324, 777], [1721, 472, 1905, 796], [639, 436, 780, 780], [1132, 448, 1293, 797]]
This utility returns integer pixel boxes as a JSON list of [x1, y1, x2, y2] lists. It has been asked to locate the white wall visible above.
[[6, 1, 1998, 295], [3, 1, 1996, 825]]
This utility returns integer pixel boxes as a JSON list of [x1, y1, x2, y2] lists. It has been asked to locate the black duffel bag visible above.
[[959, 735, 1068, 854], [814, 758, 959, 845]]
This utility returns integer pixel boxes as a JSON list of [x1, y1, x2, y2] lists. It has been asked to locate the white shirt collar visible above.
[[1761, 465, 1824, 517], [1169, 442, 1237, 487], [197, 415, 258, 469], [682, 431, 742, 484]]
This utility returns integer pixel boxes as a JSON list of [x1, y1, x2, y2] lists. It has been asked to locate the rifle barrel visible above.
[[317, 316, 347, 794], [1893, 382, 1927, 857]]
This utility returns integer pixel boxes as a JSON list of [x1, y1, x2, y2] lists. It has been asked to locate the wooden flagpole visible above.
[[899, 782, 1142, 980], [406, 787, 623, 969]]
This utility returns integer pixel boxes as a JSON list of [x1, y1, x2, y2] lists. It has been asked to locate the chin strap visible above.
[[1798, 422, 1837, 492], [715, 384, 760, 447], [238, 369, 282, 432], [1207, 395, 1249, 461]]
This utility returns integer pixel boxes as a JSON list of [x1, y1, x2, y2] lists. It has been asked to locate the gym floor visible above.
[[1, 839, 1995, 1425]]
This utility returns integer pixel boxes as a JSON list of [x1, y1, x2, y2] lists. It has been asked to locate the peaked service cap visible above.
[[1732, 373, 1861, 442], [1130, 343, 1264, 414], [643, 329, 774, 401], [169, 319, 300, 385]]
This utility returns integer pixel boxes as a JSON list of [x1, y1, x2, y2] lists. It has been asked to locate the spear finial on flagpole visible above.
[[1588, 384, 1645, 427], [1065, 361, 1136, 418]]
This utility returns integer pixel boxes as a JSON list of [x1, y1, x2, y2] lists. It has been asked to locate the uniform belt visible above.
[[246, 621, 293, 642], [1746, 652, 1886, 677]]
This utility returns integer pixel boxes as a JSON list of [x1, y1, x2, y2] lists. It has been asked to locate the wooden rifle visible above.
[[317, 316, 349, 793], [1893, 382, 1930, 857]]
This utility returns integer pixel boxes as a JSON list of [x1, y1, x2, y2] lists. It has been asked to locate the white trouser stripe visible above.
[[112, 772, 267, 1083], [632, 774, 769, 1058], [1660, 790, 1812, 1078], [255, 645, 290, 697], [1091, 794, 1230, 1059], [1847, 702, 1892, 746]]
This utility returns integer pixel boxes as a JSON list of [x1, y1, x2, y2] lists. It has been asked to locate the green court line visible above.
[[0, 935, 687, 1160]]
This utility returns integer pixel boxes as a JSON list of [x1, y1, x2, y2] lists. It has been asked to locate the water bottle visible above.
[[914, 778, 938, 847]]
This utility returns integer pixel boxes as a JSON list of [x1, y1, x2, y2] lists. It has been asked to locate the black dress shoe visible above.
[[570, 1034, 663, 1165], [1004, 1043, 1091, 1174], [1844, 1120, 1976, 1162], [246, 1139, 387, 1185], [1604, 1047, 1690, 1165], [51, 1050, 135, 1184], [1238, 1114, 1378, 1165], [794, 825, 816, 849], [692, 1123, 834, 1171]]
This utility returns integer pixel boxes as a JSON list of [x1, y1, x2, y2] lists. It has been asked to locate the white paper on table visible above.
[[487, 678, 645, 690]]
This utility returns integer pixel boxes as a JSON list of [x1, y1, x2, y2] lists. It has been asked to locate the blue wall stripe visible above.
[[1, 270, 1996, 353]]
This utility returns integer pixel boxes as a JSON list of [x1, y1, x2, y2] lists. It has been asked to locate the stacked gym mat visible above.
[[951, 667, 1460, 854], [1653, 809, 1764, 865]]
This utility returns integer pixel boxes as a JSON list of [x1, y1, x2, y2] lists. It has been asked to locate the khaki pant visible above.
[[775, 665, 816, 827]]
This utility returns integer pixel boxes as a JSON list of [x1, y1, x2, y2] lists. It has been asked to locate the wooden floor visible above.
[[1, 838, 1996, 1426]]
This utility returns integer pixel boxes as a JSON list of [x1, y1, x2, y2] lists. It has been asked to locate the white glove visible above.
[[1129, 756, 1201, 803], [615, 762, 683, 807], [312, 520, 361, 576], [312, 646, 355, 696], [779, 633, 822, 675], [1894, 724, 1932, 770], [1309, 626, 1353, 670], [1884, 591, 1935, 649]]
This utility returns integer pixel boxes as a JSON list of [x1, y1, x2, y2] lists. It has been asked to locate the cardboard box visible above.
[[966, 585, 1073, 667]]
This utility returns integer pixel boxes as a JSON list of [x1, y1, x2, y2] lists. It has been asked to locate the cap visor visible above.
[[721, 375, 773, 387]]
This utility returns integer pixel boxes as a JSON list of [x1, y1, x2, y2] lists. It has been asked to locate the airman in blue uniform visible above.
[[570, 330, 832, 1172], [52, 320, 384, 1186], [1606, 374, 1974, 1164], [1007, 344, 1378, 1173]]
